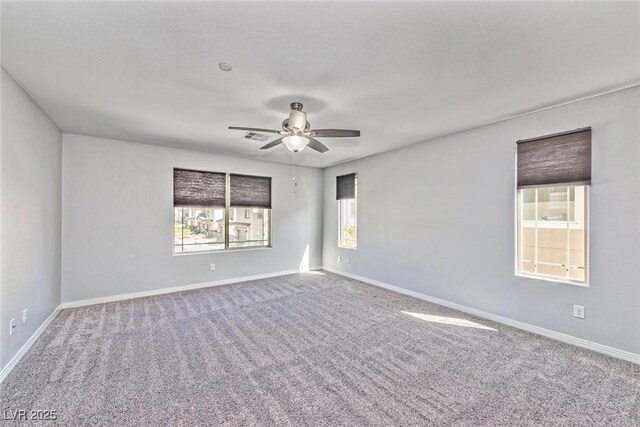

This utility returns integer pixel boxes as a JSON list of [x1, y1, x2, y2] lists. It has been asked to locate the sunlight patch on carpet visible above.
[[401, 311, 497, 331]]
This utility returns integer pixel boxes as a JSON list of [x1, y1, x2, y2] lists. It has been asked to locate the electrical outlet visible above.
[[9, 319, 16, 335], [337, 256, 341, 262], [209, 263, 216, 271], [346, 257, 351, 264], [22, 309, 27, 324], [573, 305, 585, 319]]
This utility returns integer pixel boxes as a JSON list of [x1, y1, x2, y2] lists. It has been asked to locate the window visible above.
[[228, 207, 270, 248], [175, 207, 226, 253], [173, 169, 271, 253], [337, 173, 357, 248], [339, 198, 357, 248], [229, 174, 271, 248], [517, 186, 588, 283], [516, 128, 591, 285]]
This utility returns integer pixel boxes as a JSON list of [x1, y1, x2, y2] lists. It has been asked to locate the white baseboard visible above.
[[0, 305, 62, 383], [61, 268, 321, 309], [322, 267, 640, 365]]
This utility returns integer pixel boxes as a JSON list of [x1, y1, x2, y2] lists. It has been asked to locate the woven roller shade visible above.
[[336, 173, 356, 200], [230, 174, 272, 208], [174, 168, 226, 207], [517, 128, 591, 189]]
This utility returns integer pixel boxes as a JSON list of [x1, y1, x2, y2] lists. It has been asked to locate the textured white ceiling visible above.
[[2, 1, 639, 168]]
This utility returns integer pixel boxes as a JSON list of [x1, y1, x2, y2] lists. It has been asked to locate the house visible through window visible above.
[[516, 128, 591, 285], [337, 173, 357, 248], [173, 169, 271, 253], [174, 207, 226, 253], [228, 207, 270, 249]]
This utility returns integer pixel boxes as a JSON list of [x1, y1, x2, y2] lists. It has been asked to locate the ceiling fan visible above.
[[229, 102, 360, 153]]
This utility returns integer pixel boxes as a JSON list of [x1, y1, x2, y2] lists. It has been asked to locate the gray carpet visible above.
[[1, 271, 638, 426]]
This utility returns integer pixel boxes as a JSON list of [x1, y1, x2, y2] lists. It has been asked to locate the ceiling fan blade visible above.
[[310, 129, 360, 138], [229, 126, 281, 134], [260, 137, 284, 150], [306, 137, 329, 153]]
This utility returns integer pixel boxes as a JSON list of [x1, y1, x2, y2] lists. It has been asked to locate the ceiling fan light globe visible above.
[[283, 135, 309, 152]]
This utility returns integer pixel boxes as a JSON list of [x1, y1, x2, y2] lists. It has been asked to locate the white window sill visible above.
[[338, 245, 357, 250], [521, 221, 585, 230], [515, 272, 588, 288], [173, 246, 272, 256]]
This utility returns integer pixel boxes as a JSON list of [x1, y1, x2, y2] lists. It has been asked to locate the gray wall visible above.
[[323, 87, 640, 355], [1, 68, 62, 370], [62, 134, 323, 302]]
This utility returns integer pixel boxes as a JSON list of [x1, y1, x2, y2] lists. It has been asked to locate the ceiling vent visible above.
[[242, 132, 270, 142]]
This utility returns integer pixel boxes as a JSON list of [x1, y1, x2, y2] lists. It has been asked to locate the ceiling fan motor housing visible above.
[[287, 110, 308, 132]]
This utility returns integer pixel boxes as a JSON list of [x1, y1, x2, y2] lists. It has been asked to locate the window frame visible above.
[[338, 175, 357, 249], [515, 185, 589, 287], [173, 170, 272, 255]]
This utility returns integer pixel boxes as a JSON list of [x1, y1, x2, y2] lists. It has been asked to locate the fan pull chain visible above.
[[292, 151, 298, 186]]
